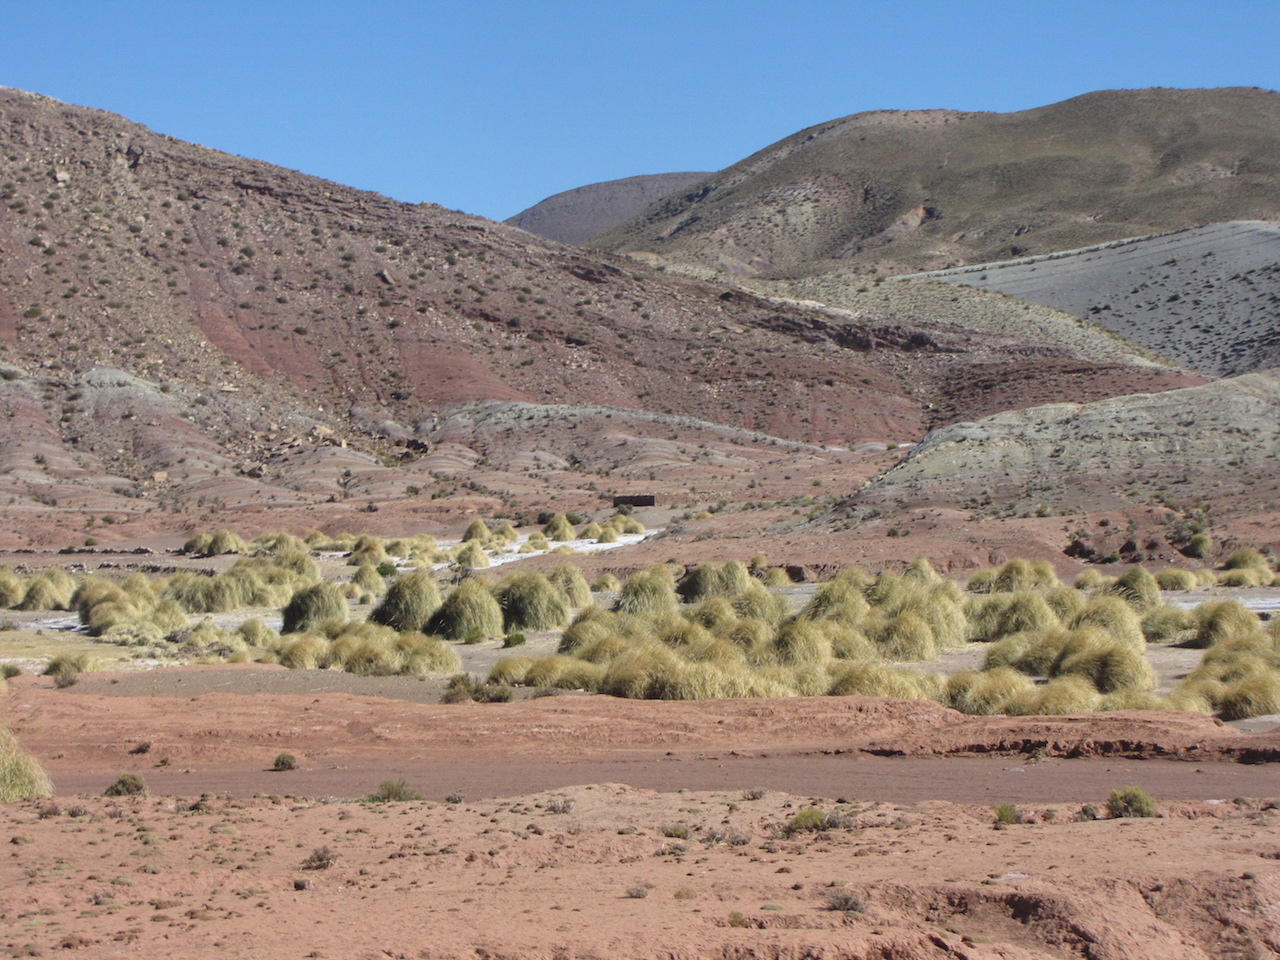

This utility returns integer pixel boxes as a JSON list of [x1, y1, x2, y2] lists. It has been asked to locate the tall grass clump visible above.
[[0, 567, 26, 607], [1154, 569, 1197, 591], [462, 518, 491, 543], [428, 579, 504, 641], [826, 662, 940, 700], [944, 667, 1035, 715], [1051, 632, 1154, 693], [370, 570, 442, 632], [615, 566, 678, 617], [281, 583, 349, 634], [494, 572, 569, 632], [1110, 567, 1161, 609], [0, 728, 53, 803], [347, 534, 388, 567], [17, 573, 74, 611], [1070, 595, 1144, 645], [1189, 601, 1261, 648], [797, 574, 870, 625], [547, 563, 591, 607], [541, 513, 576, 541], [1217, 672, 1280, 720], [351, 563, 387, 595], [677, 561, 753, 602], [453, 540, 490, 569]]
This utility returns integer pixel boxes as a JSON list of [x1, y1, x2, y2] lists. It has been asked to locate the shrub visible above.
[[301, 845, 338, 869], [104, 773, 147, 797], [272, 753, 298, 771], [370, 570, 442, 631], [281, 583, 349, 634], [677, 562, 752, 602], [0, 728, 53, 803], [1107, 786, 1157, 818], [1222, 547, 1270, 571], [366, 778, 422, 802], [944, 668, 1034, 715], [823, 889, 867, 913], [428, 580, 503, 641], [781, 808, 826, 836], [1052, 632, 1154, 693], [826, 662, 939, 700], [1185, 533, 1212, 558], [441, 673, 515, 703], [495, 572, 568, 632], [1010, 675, 1102, 715], [994, 803, 1022, 824], [1070, 595, 1144, 645], [1140, 605, 1193, 642], [44, 653, 96, 687]]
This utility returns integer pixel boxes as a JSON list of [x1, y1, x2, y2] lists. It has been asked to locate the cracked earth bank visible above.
[[3, 676, 1280, 958]]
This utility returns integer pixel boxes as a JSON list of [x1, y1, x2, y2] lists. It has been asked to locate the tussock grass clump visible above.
[[236, 617, 278, 647], [1110, 567, 1161, 609], [17, 574, 74, 612], [1074, 569, 1116, 593], [276, 633, 329, 670], [0, 567, 26, 607], [371, 571, 442, 632], [1009, 675, 1103, 715], [104, 773, 147, 797], [1218, 672, 1280, 720], [547, 563, 591, 607], [577, 521, 604, 541], [773, 620, 836, 666], [347, 534, 388, 567], [607, 512, 645, 535], [797, 575, 870, 625], [615, 566, 678, 617], [1154, 569, 1198, 591], [519, 655, 605, 692], [984, 628, 1071, 676], [1099, 689, 1172, 712], [441, 673, 515, 703], [351, 563, 387, 595], [731, 580, 790, 625], [1052, 632, 1154, 693], [994, 557, 1061, 593], [1070, 595, 1144, 645], [1189, 601, 1261, 648], [281, 583, 349, 634], [462, 518, 491, 543], [966, 592, 1059, 642], [541, 513, 576, 541], [0, 728, 53, 803], [1217, 567, 1272, 588], [183, 528, 249, 556], [453, 540, 490, 569], [591, 573, 621, 593], [495, 572, 569, 632], [428, 579, 504, 641], [677, 561, 753, 602], [866, 611, 938, 662], [826, 662, 940, 699], [945, 667, 1035, 715], [1140, 605, 1194, 643], [1222, 547, 1271, 571], [903, 557, 942, 582]]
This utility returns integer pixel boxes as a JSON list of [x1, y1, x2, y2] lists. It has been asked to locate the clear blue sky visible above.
[[5, 0, 1277, 221]]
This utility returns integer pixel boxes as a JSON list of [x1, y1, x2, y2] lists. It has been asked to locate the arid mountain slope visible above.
[[505, 172, 710, 245], [851, 369, 1280, 517], [909, 221, 1280, 376], [594, 87, 1280, 278]]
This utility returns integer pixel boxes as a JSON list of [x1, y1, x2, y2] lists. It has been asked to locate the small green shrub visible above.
[[272, 753, 298, 772], [1107, 786, 1157, 818], [366, 778, 422, 802], [781, 807, 826, 836], [104, 773, 147, 797], [994, 803, 1022, 824]]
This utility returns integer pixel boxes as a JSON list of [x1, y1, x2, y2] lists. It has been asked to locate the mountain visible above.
[[592, 88, 1280, 279], [505, 172, 710, 245], [904, 221, 1280, 377], [0, 88, 1200, 545]]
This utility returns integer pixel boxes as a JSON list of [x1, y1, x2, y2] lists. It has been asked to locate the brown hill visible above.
[[0, 88, 1200, 544], [593, 87, 1280, 279], [505, 172, 711, 245]]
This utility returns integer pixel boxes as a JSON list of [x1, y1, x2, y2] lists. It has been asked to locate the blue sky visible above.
[[5, 1, 1277, 221]]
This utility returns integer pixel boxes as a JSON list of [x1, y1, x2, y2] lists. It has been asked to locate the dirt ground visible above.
[[3, 676, 1280, 959]]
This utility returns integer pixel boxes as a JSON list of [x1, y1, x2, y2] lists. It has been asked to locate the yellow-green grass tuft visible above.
[[462, 518, 492, 543], [1189, 601, 1262, 648], [1217, 672, 1280, 720], [1051, 632, 1154, 693], [453, 540, 490, 569], [370, 570, 442, 632], [1110, 566, 1161, 609], [1069, 595, 1144, 645], [615, 567, 678, 617], [547, 563, 592, 607], [541, 513, 576, 541], [428, 579, 504, 641], [495, 572, 569, 632], [944, 667, 1035, 715], [281, 583, 349, 634], [1008, 675, 1103, 715], [1154, 569, 1197, 591], [0, 728, 53, 803], [826, 662, 940, 699]]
